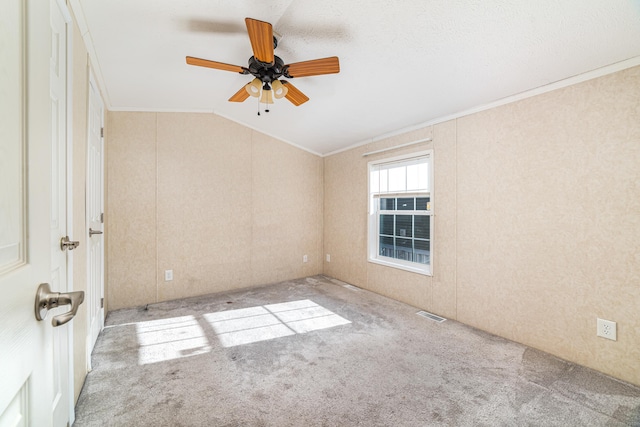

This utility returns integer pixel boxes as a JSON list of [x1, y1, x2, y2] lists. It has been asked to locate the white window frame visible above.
[[367, 150, 433, 276]]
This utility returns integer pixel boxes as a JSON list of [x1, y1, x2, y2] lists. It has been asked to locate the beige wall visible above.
[[106, 112, 323, 310], [323, 66, 640, 386]]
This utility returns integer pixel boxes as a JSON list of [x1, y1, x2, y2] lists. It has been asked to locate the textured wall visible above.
[[107, 112, 157, 309], [106, 112, 323, 310], [455, 67, 640, 386], [323, 66, 640, 386]]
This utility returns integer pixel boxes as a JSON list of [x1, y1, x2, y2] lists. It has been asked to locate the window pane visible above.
[[380, 214, 394, 236], [388, 165, 406, 192], [379, 236, 394, 258], [397, 198, 414, 210], [417, 162, 429, 191], [414, 216, 430, 239], [414, 240, 430, 265], [396, 238, 412, 248], [395, 238, 413, 261], [395, 215, 412, 238], [379, 198, 395, 210], [379, 169, 388, 193], [406, 163, 420, 191], [416, 197, 430, 210]]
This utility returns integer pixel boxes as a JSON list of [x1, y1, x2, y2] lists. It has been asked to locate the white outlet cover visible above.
[[597, 318, 617, 341], [164, 270, 173, 281], [303, 255, 308, 263], [326, 254, 330, 262]]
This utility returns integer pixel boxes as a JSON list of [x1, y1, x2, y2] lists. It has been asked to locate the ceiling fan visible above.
[[186, 17, 340, 110]]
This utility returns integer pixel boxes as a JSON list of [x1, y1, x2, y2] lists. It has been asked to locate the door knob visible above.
[[60, 236, 80, 251], [89, 228, 103, 236], [34, 283, 85, 327]]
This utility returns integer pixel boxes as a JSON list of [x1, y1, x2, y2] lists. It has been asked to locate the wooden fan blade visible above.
[[245, 18, 274, 64], [284, 56, 340, 78], [229, 85, 250, 102], [186, 56, 245, 73], [281, 81, 309, 106]]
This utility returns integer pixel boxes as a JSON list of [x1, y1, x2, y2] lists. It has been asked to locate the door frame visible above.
[[85, 69, 105, 371], [52, 0, 76, 423], [61, 0, 76, 421]]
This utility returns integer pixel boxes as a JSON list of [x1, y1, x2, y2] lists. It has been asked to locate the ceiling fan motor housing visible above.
[[247, 55, 287, 84]]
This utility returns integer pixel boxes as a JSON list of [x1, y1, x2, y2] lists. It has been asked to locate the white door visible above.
[[0, 1, 74, 426], [86, 73, 105, 363]]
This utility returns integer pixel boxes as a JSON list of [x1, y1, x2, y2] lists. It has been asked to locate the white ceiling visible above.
[[73, 0, 640, 155]]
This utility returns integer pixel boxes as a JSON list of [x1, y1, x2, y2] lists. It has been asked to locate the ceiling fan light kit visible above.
[[259, 86, 274, 104], [186, 17, 340, 114], [245, 78, 262, 97], [271, 79, 288, 99]]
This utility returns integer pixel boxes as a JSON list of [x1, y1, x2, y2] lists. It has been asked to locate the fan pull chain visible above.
[[255, 94, 272, 116]]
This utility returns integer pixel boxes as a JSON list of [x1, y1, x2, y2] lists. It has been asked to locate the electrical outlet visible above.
[[303, 255, 308, 263], [164, 270, 173, 281], [326, 254, 330, 262], [597, 318, 616, 341]]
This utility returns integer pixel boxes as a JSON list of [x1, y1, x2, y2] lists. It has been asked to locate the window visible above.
[[368, 151, 432, 275]]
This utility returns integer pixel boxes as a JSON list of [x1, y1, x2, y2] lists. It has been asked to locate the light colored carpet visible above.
[[74, 275, 640, 426]]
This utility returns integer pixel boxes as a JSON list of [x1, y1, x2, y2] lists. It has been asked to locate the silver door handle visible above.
[[89, 228, 103, 236], [34, 283, 85, 327], [60, 236, 80, 251]]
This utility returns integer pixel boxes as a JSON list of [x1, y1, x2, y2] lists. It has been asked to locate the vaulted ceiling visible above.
[[71, 0, 640, 155]]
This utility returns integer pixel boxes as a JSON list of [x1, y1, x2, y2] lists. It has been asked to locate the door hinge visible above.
[[101, 298, 104, 308], [100, 127, 104, 138], [100, 212, 104, 223]]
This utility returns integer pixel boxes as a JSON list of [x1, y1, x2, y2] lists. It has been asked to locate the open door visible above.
[[0, 1, 81, 425]]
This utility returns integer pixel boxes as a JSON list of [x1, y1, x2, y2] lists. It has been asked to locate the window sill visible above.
[[367, 257, 432, 277]]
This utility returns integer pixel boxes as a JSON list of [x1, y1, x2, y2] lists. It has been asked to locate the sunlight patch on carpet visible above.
[[205, 299, 350, 347], [135, 300, 351, 364], [136, 315, 211, 365]]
